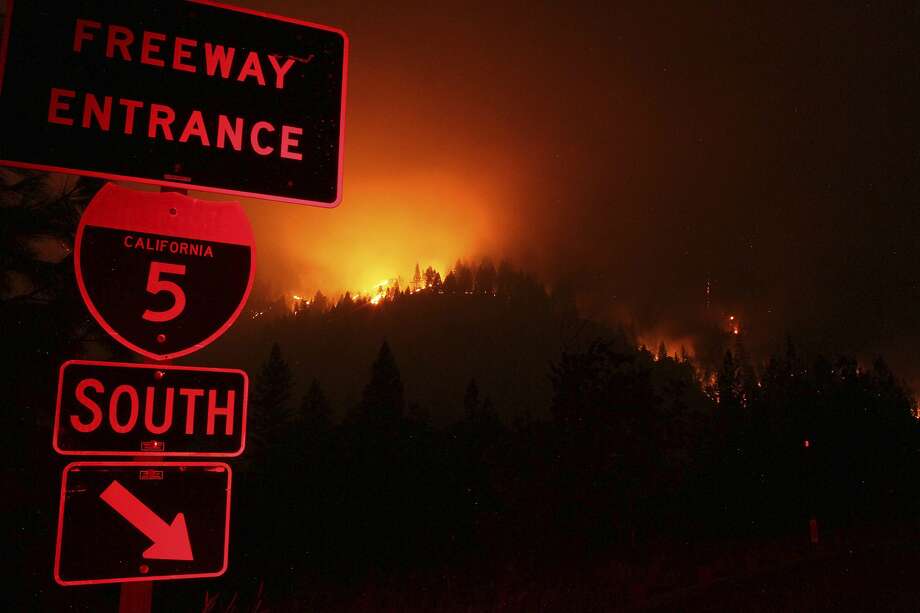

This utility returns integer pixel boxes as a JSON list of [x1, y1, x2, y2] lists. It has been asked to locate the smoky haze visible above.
[[225, 1, 919, 383]]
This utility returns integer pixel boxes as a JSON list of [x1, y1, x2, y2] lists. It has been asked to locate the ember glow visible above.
[[728, 315, 741, 336], [637, 333, 698, 361]]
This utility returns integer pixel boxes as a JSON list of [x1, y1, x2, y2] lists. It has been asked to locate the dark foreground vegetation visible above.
[[4, 173, 919, 611]]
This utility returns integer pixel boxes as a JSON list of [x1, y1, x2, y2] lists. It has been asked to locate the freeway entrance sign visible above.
[[55, 462, 231, 586], [0, 0, 348, 206]]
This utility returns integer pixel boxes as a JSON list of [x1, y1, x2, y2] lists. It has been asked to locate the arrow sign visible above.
[[55, 462, 229, 586], [100, 481, 194, 561]]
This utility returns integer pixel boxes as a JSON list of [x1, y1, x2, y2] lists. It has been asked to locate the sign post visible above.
[[0, 1, 348, 609]]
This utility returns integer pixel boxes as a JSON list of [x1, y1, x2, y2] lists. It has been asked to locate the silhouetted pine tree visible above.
[[716, 350, 742, 412], [335, 291, 354, 310], [310, 289, 329, 312], [249, 342, 295, 460], [443, 270, 457, 293], [474, 258, 496, 295], [496, 259, 515, 298], [423, 265, 441, 289], [733, 337, 759, 408], [550, 279, 578, 320], [239, 343, 302, 579], [1, 171, 109, 612], [455, 260, 474, 293], [349, 340, 405, 427], [299, 377, 332, 432]]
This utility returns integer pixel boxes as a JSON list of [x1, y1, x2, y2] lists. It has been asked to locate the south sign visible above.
[[54, 360, 248, 457], [75, 183, 255, 360], [0, 0, 348, 206]]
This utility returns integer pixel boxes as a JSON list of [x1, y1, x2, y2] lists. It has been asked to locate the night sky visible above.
[[227, 2, 919, 384]]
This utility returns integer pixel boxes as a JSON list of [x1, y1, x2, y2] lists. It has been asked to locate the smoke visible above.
[[219, 0, 920, 387]]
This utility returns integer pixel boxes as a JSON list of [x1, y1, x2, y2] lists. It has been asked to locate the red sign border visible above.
[[53, 360, 249, 457], [54, 461, 232, 587], [0, 0, 11, 95], [0, 0, 349, 208], [73, 186, 257, 361]]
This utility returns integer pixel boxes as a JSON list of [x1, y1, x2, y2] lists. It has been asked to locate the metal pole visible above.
[[119, 449, 157, 613], [118, 582, 153, 613], [118, 185, 188, 613]]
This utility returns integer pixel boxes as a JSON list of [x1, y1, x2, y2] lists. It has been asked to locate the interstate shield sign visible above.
[[74, 183, 255, 360]]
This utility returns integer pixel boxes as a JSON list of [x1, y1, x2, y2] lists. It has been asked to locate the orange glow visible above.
[[239, 167, 508, 299], [290, 266, 451, 310], [637, 333, 697, 361], [368, 279, 389, 305], [117, 16, 518, 302], [368, 278, 393, 306]]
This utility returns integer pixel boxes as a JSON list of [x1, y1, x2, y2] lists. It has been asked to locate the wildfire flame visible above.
[[637, 334, 697, 362], [369, 279, 391, 305], [728, 314, 741, 335], [289, 265, 448, 312]]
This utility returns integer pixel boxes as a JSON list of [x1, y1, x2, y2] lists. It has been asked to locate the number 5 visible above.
[[142, 262, 187, 322]]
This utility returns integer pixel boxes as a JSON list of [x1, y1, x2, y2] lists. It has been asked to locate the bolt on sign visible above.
[[75, 183, 255, 360], [54, 361, 248, 457], [55, 462, 231, 586], [0, 0, 348, 206]]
